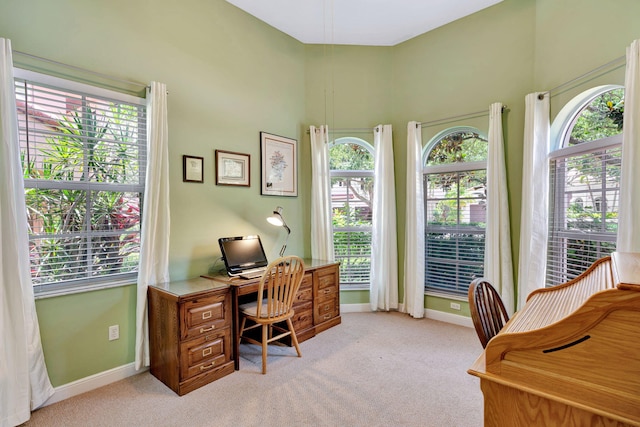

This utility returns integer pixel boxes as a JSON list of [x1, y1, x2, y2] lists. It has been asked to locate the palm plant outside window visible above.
[[15, 71, 146, 295], [329, 138, 374, 289], [423, 128, 487, 296], [547, 88, 623, 286]]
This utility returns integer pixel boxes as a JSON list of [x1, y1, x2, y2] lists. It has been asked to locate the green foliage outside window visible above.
[[22, 100, 143, 286]]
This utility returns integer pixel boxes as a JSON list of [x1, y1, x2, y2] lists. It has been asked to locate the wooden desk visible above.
[[148, 259, 341, 395], [203, 258, 341, 370], [468, 252, 640, 426]]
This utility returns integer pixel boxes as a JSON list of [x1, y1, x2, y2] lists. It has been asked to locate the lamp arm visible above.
[[279, 223, 291, 257]]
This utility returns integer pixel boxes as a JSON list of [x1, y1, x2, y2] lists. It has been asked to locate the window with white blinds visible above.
[[423, 128, 487, 297], [546, 88, 623, 286], [329, 138, 374, 289], [14, 70, 147, 294]]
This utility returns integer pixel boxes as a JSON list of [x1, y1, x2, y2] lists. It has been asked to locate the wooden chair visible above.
[[239, 256, 305, 374], [468, 278, 510, 348]]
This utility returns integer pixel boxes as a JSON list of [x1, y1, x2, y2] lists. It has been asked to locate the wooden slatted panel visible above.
[[504, 258, 613, 334]]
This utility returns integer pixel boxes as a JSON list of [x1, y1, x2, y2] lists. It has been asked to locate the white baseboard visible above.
[[340, 303, 370, 313], [42, 363, 148, 407], [341, 304, 473, 328], [425, 308, 473, 328]]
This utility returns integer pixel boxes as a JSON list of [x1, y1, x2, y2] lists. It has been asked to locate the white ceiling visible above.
[[225, 0, 503, 46]]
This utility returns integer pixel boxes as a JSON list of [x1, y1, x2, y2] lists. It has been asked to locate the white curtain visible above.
[[617, 39, 640, 252], [403, 121, 425, 318], [370, 124, 398, 311], [517, 93, 550, 309], [485, 103, 515, 315], [0, 38, 54, 427], [310, 125, 335, 261], [134, 82, 171, 370]]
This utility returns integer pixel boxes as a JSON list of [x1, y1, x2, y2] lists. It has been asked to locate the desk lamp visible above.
[[267, 206, 290, 257]]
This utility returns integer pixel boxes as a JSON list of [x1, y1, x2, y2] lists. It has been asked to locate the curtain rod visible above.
[[420, 105, 506, 128], [538, 54, 626, 100], [306, 127, 375, 134], [13, 50, 149, 89]]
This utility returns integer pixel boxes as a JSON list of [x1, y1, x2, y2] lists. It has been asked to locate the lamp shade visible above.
[[267, 206, 290, 256], [267, 207, 285, 227]]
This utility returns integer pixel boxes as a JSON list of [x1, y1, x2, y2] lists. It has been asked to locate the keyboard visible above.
[[238, 269, 266, 279]]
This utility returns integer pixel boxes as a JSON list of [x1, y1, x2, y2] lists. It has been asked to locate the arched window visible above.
[[547, 86, 623, 285], [329, 137, 374, 289], [423, 127, 487, 296]]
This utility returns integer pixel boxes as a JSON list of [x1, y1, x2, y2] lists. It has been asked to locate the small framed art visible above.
[[215, 150, 250, 187], [260, 132, 297, 197], [183, 155, 204, 183]]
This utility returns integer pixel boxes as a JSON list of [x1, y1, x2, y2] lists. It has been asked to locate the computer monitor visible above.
[[218, 235, 269, 276]]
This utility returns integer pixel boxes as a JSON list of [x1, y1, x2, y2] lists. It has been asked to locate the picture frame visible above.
[[183, 155, 204, 183], [260, 132, 298, 197], [215, 150, 250, 187]]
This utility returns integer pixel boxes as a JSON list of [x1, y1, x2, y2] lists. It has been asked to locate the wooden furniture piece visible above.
[[468, 252, 640, 426], [239, 256, 305, 374], [147, 277, 234, 396], [207, 258, 341, 370], [468, 278, 510, 348]]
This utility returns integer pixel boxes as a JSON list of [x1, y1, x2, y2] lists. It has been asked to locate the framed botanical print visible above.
[[260, 132, 297, 197]]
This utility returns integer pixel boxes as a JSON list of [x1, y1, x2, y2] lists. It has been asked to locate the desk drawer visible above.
[[292, 301, 314, 331], [181, 292, 230, 340], [315, 293, 339, 323], [317, 267, 338, 291], [294, 281, 313, 304], [180, 329, 230, 380]]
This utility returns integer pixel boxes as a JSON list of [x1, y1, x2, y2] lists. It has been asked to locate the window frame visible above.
[[422, 127, 488, 298], [329, 137, 374, 290], [14, 68, 147, 298], [546, 85, 623, 286]]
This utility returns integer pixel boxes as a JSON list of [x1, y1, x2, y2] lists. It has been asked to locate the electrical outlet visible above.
[[450, 302, 461, 311], [108, 325, 119, 341]]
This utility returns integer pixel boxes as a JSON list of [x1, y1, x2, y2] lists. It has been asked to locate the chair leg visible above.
[[286, 318, 302, 357], [261, 323, 268, 374], [239, 316, 247, 339]]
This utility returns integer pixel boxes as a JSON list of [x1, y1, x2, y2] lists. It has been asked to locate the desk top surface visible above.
[[150, 258, 338, 297]]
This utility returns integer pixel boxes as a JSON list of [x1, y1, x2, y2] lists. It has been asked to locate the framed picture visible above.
[[183, 155, 204, 183], [215, 150, 250, 187], [260, 132, 297, 197]]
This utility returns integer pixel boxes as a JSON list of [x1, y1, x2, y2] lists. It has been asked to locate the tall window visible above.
[[329, 137, 374, 289], [15, 70, 147, 295], [423, 128, 487, 296], [547, 87, 623, 285]]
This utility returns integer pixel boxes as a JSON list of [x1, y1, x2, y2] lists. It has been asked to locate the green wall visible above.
[[2, 0, 306, 387], [3, 0, 640, 387]]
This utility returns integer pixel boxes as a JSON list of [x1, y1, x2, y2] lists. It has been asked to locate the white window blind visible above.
[[546, 141, 620, 285], [424, 169, 486, 295], [15, 71, 147, 294], [331, 173, 373, 288]]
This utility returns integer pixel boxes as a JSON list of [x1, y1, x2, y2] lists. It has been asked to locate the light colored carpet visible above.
[[22, 312, 484, 427]]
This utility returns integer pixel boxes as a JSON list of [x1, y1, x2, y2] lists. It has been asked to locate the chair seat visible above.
[[239, 301, 290, 318]]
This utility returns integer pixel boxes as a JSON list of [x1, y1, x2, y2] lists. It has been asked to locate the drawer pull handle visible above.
[[200, 325, 215, 333], [202, 347, 212, 357], [202, 311, 212, 320], [324, 304, 330, 311], [323, 314, 331, 320], [323, 288, 331, 294], [200, 362, 216, 371]]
